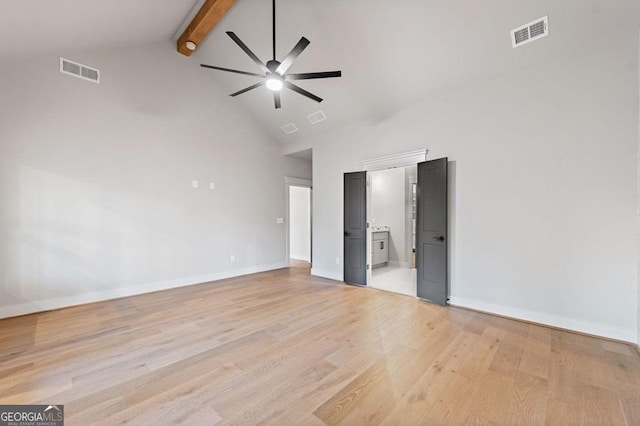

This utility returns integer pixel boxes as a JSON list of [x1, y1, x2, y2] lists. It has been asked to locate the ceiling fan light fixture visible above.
[[266, 74, 283, 91], [199, 0, 341, 108], [185, 41, 197, 51]]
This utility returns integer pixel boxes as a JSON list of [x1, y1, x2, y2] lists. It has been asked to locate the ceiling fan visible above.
[[200, 0, 341, 109]]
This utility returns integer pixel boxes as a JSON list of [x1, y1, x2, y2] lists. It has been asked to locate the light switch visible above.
[[192, 180, 199, 189], [230, 255, 235, 263], [210, 182, 215, 190], [276, 218, 284, 224]]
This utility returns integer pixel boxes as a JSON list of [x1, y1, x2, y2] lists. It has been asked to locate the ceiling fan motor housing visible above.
[[266, 60, 281, 73]]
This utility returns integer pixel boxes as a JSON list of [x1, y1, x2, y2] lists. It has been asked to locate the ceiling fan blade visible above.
[[229, 81, 265, 97], [274, 92, 281, 109], [226, 32, 270, 73], [200, 64, 264, 77], [284, 81, 322, 103], [285, 71, 342, 80], [275, 37, 310, 74]]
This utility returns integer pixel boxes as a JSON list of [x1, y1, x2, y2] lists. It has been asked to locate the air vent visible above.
[[59, 58, 100, 83], [307, 110, 327, 124], [511, 16, 548, 48], [281, 123, 299, 135]]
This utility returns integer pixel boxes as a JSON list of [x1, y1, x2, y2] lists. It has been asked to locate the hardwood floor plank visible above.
[[422, 371, 472, 425], [619, 396, 640, 425], [602, 340, 634, 356], [489, 327, 527, 376], [519, 326, 551, 379], [460, 370, 514, 424], [221, 360, 339, 425], [312, 355, 398, 424], [546, 398, 584, 425], [582, 384, 628, 425], [381, 331, 483, 425], [502, 372, 549, 425]]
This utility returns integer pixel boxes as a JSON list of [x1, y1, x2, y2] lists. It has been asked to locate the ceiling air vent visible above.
[[59, 57, 100, 83], [307, 110, 327, 124], [511, 16, 548, 48], [281, 123, 299, 135]]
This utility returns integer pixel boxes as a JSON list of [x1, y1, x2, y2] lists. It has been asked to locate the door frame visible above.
[[406, 175, 417, 268], [361, 149, 427, 285], [285, 177, 312, 267]]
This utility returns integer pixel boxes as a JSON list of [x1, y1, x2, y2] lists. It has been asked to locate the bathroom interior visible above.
[[369, 165, 417, 296]]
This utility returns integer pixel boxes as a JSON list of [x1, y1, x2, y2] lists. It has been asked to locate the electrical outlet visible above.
[[192, 180, 198, 189], [276, 218, 284, 224], [210, 182, 215, 190], [230, 255, 235, 263], [336, 257, 340, 265]]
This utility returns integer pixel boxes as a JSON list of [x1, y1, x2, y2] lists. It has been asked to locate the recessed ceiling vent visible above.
[[281, 123, 299, 135], [307, 110, 327, 124], [59, 57, 100, 83], [511, 16, 548, 48]]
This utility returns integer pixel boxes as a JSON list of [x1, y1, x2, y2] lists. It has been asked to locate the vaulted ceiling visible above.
[[1, 0, 639, 148]]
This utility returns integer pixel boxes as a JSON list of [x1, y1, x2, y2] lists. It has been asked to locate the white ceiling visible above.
[[0, 1, 196, 59], [2, 0, 639, 148]]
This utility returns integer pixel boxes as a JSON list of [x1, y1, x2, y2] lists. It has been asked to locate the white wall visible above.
[[309, 28, 639, 342], [0, 41, 311, 318], [289, 186, 311, 261], [371, 168, 406, 264]]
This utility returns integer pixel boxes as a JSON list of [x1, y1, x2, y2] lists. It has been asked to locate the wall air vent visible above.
[[511, 16, 548, 48], [281, 123, 299, 135], [307, 110, 327, 124], [59, 57, 100, 83]]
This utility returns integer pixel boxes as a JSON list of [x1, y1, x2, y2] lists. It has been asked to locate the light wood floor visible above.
[[1, 262, 639, 425]]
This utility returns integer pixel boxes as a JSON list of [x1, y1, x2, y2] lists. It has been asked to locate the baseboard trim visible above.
[[636, 344, 640, 357], [290, 255, 311, 262], [0, 262, 288, 320], [388, 260, 411, 269], [449, 296, 636, 343], [310, 268, 343, 282]]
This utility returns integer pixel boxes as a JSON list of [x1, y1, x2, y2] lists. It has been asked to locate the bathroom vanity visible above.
[[372, 231, 389, 267]]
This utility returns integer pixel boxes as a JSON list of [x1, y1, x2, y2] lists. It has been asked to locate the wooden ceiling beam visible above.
[[177, 0, 236, 56]]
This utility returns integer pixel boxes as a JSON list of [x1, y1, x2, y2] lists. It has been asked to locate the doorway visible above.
[[343, 150, 449, 305], [369, 165, 418, 297], [286, 177, 312, 270]]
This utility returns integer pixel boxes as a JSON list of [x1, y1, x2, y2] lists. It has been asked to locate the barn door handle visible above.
[[433, 236, 445, 241], [344, 232, 353, 237]]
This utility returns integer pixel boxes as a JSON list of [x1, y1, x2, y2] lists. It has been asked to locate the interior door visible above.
[[416, 158, 448, 304], [344, 171, 367, 285]]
